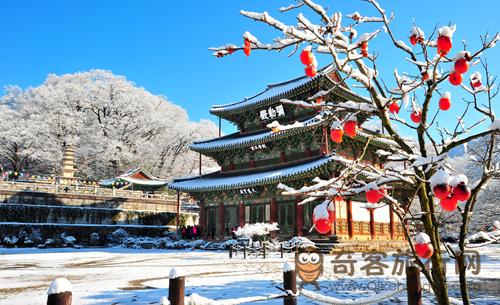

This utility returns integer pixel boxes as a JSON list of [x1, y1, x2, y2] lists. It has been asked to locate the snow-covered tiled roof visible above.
[[209, 65, 369, 118], [168, 154, 354, 192], [191, 114, 326, 153], [99, 168, 169, 187]]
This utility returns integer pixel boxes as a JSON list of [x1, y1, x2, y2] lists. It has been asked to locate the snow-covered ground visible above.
[[1, 246, 499, 305]]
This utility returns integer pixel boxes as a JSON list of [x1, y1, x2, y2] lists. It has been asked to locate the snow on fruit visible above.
[[470, 71, 482, 88], [438, 92, 451, 111], [410, 109, 422, 124], [313, 202, 331, 234], [436, 25, 455, 56], [365, 182, 382, 203], [449, 71, 463, 86], [344, 117, 357, 138], [305, 65, 317, 78], [300, 46, 314, 66], [330, 121, 344, 143], [409, 26, 425, 45], [414, 232, 434, 259], [454, 51, 470, 74], [429, 169, 451, 200], [451, 174, 471, 202]]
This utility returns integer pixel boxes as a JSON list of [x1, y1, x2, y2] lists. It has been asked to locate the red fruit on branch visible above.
[[344, 120, 357, 138], [433, 184, 452, 199], [452, 182, 471, 201], [440, 196, 459, 211], [421, 71, 429, 81], [314, 217, 331, 234], [330, 128, 344, 143], [437, 35, 452, 56], [471, 80, 482, 88], [316, 97, 323, 104], [415, 243, 434, 259], [410, 35, 418, 46], [454, 58, 469, 74], [300, 48, 314, 66], [410, 110, 422, 124], [334, 195, 343, 202], [244, 39, 251, 56], [366, 189, 380, 203], [388, 102, 400, 114], [360, 41, 368, 51], [438, 92, 452, 111], [449, 72, 463, 86], [305, 65, 317, 78]]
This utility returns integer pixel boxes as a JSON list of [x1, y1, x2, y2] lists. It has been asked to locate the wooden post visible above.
[[47, 278, 72, 305], [406, 266, 422, 305], [283, 264, 297, 305], [389, 208, 395, 240], [169, 269, 185, 305], [280, 243, 284, 258], [218, 117, 221, 138], [263, 242, 266, 259], [243, 244, 247, 259], [229, 245, 233, 258], [346, 199, 354, 239], [176, 191, 180, 231], [369, 208, 376, 240]]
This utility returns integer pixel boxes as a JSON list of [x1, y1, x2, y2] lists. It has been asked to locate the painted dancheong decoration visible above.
[[169, 66, 407, 240]]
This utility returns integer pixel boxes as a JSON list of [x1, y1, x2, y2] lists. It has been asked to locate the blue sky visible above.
[[1, 0, 499, 135]]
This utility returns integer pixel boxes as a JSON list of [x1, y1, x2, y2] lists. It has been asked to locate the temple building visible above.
[[169, 66, 407, 240], [99, 168, 169, 192]]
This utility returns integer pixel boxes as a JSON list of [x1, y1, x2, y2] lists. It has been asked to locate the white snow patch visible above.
[[47, 277, 72, 295], [429, 169, 450, 187], [283, 262, 294, 272], [415, 232, 431, 245], [169, 268, 183, 279]]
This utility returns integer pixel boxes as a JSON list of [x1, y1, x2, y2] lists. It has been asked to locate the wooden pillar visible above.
[[369, 208, 376, 240], [199, 203, 207, 236], [305, 146, 312, 158], [295, 197, 303, 237], [230, 161, 235, 171], [218, 202, 225, 237], [218, 117, 221, 138], [346, 199, 353, 239], [280, 151, 287, 163], [322, 126, 329, 154], [270, 197, 278, 223], [249, 159, 256, 168], [238, 201, 245, 227], [389, 208, 395, 239], [176, 191, 180, 230]]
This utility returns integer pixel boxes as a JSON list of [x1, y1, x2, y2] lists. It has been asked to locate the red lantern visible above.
[[327, 210, 336, 223], [410, 35, 418, 46], [439, 97, 451, 111], [300, 48, 314, 66], [449, 72, 463, 86], [388, 102, 400, 114], [330, 128, 344, 143], [452, 182, 471, 202], [314, 217, 331, 234], [244, 39, 251, 56], [366, 189, 380, 203], [440, 196, 459, 211], [305, 65, 317, 78], [344, 120, 357, 138], [454, 58, 469, 74], [410, 110, 422, 124], [437, 35, 452, 56], [415, 243, 434, 259], [433, 184, 452, 200]]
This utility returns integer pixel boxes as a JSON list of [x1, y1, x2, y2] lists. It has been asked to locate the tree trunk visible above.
[[417, 184, 450, 305]]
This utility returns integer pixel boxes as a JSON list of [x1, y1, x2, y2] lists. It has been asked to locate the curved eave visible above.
[[210, 66, 337, 118], [168, 154, 355, 193]]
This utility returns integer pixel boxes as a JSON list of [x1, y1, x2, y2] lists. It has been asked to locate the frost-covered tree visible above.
[[0, 70, 218, 180], [211, 1, 499, 304]]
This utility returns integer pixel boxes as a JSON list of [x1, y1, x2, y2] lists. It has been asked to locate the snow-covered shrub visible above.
[[108, 228, 129, 244], [235, 223, 279, 239]]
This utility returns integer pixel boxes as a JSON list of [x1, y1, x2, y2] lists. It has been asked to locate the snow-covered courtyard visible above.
[[1, 246, 499, 305]]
